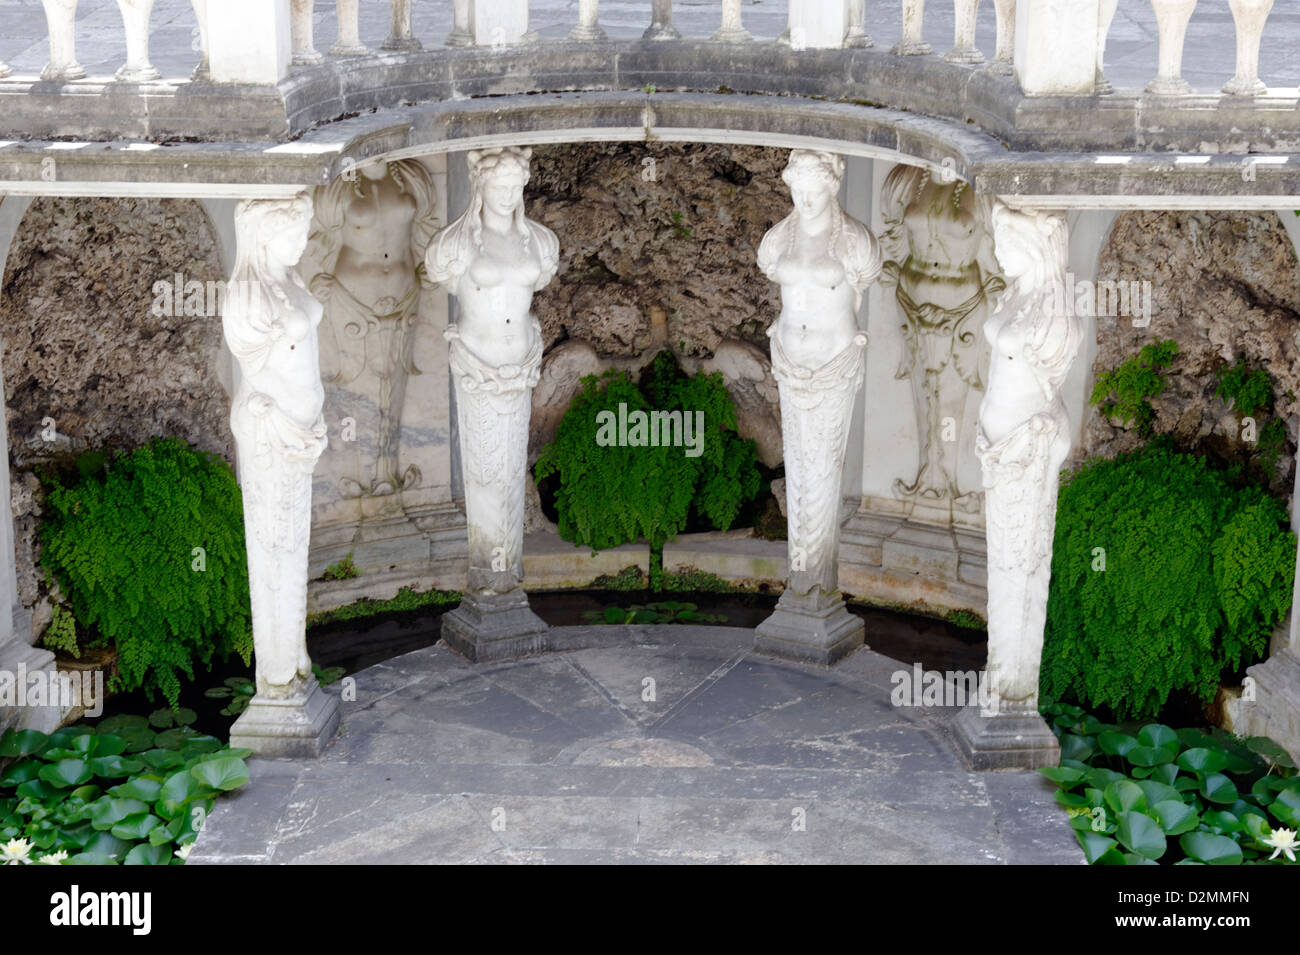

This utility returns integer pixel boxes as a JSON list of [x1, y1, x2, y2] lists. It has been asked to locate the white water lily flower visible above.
[[36, 850, 68, 865], [1264, 828, 1298, 862], [175, 843, 194, 861], [1, 838, 32, 864]]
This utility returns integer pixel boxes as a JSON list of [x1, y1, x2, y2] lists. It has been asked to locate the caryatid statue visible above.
[[880, 163, 1003, 523], [954, 201, 1082, 769], [224, 195, 339, 756], [304, 159, 439, 500], [754, 149, 882, 665], [425, 147, 559, 661]]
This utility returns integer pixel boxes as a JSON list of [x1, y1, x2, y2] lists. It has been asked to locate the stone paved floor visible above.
[[191, 626, 1083, 865], [1, 0, 1285, 95]]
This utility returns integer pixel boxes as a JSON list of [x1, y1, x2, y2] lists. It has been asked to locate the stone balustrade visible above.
[[0, 0, 1281, 98]]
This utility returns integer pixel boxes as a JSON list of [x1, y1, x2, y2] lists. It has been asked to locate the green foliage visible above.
[[313, 664, 346, 686], [202, 676, 255, 717], [1044, 443, 1295, 720], [536, 351, 761, 553], [659, 567, 741, 594], [581, 601, 728, 626], [1089, 339, 1179, 437], [1215, 358, 1288, 478], [305, 586, 461, 629], [590, 566, 650, 591], [37, 438, 252, 709], [1040, 702, 1298, 866], [320, 552, 360, 581], [41, 606, 80, 659], [0, 713, 251, 865], [945, 609, 987, 631]]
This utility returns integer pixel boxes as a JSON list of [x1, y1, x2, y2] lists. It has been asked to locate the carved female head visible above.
[[234, 194, 314, 278], [782, 149, 844, 221], [990, 201, 1079, 389]]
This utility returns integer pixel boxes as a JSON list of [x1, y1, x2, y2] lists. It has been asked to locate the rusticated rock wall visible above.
[[0, 196, 230, 638], [1083, 210, 1300, 493], [525, 142, 788, 358]]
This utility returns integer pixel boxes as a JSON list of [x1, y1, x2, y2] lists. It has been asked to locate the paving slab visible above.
[[191, 629, 1084, 865]]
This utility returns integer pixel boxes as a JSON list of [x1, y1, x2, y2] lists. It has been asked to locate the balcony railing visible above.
[[0, 1, 1286, 99]]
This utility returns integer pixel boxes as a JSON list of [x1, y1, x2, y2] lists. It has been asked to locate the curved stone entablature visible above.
[[2, 90, 1300, 207], [1, 41, 1300, 199]]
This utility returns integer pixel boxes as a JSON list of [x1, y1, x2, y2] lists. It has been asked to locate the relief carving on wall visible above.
[[880, 164, 1003, 524], [301, 160, 439, 508]]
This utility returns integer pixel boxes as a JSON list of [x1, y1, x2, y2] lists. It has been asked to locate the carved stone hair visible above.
[[991, 202, 1081, 392], [463, 146, 534, 252], [782, 149, 844, 193]]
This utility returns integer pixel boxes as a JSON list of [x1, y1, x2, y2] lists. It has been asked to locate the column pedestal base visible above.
[[952, 699, 1059, 770], [754, 587, 864, 666], [0, 642, 61, 734], [440, 589, 549, 662], [229, 677, 340, 758]]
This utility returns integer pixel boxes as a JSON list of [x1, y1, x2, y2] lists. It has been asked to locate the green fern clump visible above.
[[38, 437, 252, 708], [1090, 339, 1178, 437], [1043, 442, 1295, 720], [536, 351, 761, 552]]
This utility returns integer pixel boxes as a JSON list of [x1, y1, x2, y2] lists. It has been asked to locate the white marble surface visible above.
[[0, 0, 1287, 93]]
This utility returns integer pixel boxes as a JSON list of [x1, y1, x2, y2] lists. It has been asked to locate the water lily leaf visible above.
[[1117, 810, 1166, 860], [154, 728, 197, 750], [123, 843, 171, 865], [180, 735, 223, 756], [1135, 781, 1180, 807], [91, 735, 128, 758], [1086, 767, 1127, 790], [1059, 734, 1097, 762], [138, 749, 186, 772], [1137, 724, 1179, 752], [1201, 810, 1243, 835], [110, 813, 161, 841], [190, 757, 248, 792], [97, 714, 149, 734], [109, 777, 163, 802], [1152, 799, 1199, 835], [0, 759, 41, 786], [1147, 764, 1180, 786], [1054, 789, 1089, 808], [1040, 766, 1085, 787], [1180, 831, 1243, 865], [1077, 830, 1119, 864], [1200, 773, 1238, 804], [88, 755, 145, 779], [38, 758, 93, 789], [16, 778, 55, 800], [84, 797, 149, 831], [159, 769, 199, 804], [1123, 851, 1160, 865], [1127, 745, 1176, 768], [81, 830, 130, 861], [1099, 732, 1137, 757], [0, 728, 49, 757], [1244, 737, 1296, 770], [1105, 780, 1146, 815], [1177, 748, 1229, 774]]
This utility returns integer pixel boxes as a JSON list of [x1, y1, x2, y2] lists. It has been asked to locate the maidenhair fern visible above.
[[1043, 442, 1295, 720], [38, 437, 252, 708]]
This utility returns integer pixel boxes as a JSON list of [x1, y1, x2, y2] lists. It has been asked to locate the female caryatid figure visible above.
[[224, 196, 329, 701], [958, 202, 1082, 765], [754, 149, 881, 664], [304, 159, 438, 498], [881, 164, 1004, 520], [425, 147, 559, 656]]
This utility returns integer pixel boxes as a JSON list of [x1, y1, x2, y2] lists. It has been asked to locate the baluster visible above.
[[570, 0, 606, 40], [987, 0, 1013, 74], [947, 0, 984, 64], [115, 0, 160, 81], [290, 0, 323, 64], [384, 0, 422, 50], [644, 0, 680, 39], [893, 0, 931, 55], [713, 0, 751, 42], [1222, 0, 1274, 96], [846, 0, 873, 47], [330, 0, 368, 55], [447, 0, 473, 45], [190, 0, 210, 77], [1094, 0, 1119, 92], [1145, 0, 1197, 95], [40, 0, 86, 81]]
